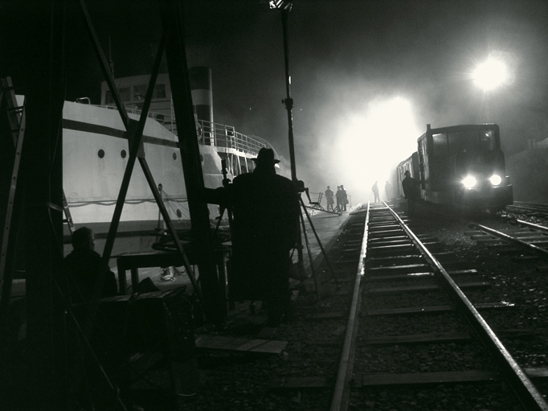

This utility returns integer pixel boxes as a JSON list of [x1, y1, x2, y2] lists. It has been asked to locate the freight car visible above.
[[395, 123, 513, 212]]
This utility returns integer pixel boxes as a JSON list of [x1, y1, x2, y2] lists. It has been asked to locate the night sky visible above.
[[2, 0, 548, 202]]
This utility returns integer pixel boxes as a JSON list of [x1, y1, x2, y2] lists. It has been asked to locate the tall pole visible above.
[[281, 9, 297, 183], [280, 8, 305, 277], [23, 1, 67, 407]]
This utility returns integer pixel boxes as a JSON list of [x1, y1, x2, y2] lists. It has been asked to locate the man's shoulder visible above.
[[65, 249, 103, 268]]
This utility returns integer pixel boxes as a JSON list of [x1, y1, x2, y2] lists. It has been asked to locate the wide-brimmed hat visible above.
[[252, 148, 280, 164]]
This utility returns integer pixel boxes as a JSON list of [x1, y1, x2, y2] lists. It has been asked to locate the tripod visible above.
[[297, 192, 340, 299]]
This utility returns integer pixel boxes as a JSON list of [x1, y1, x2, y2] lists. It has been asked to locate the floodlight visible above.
[[472, 57, 509, 91], [269, 0, 293, 11]]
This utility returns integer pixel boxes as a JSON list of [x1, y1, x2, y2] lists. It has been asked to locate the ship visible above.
[[61, 67, 278, 255]]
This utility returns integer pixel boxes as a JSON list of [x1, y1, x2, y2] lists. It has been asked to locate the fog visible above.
[[182, 0, 548, 203], [2, 0, 548, 203]]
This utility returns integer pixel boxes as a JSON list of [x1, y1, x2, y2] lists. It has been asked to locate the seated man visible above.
[[64, 226, 117, 304]]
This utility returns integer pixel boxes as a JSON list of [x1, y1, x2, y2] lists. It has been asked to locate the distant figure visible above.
[[372, 181, 380, 203], [385, 180, 393, 202], [64, 227, 117, 304], [335, 186, 343, 212], [228, 148, 300, 326], [340, 185, 348, 211], [402, 170, 420, 216], [325, 186, 334, 211]]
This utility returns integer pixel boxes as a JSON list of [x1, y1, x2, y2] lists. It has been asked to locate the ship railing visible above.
[[204, 121, 270, 156], [96, 104, 273, 157]]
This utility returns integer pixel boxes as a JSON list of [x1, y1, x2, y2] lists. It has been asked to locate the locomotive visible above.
[[395, 123, 513, 212]]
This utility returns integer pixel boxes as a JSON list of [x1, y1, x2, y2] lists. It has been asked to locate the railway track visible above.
[[328, 203, 548, 410], [469, 219, 548, 258], [505, 201, 548, 220], [179, 201, 548, 411]]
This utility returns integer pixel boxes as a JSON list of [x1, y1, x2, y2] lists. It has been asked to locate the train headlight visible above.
[[462, 175, 477, 189], [489, 174, 502, 186]]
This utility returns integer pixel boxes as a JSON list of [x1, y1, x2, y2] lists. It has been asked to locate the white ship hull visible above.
[[63, 101, 224, 230]]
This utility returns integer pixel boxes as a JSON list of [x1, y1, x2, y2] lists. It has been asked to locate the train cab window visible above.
[[480, 131, 495, 150], [432, 133, 448, 156], [449, 130, 496, 152]]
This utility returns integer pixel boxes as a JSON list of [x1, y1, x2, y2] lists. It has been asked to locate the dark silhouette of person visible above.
[[227, 148, 300, 326], [325, 186, 334, 211], [340, 185, 348, 211], [372, 181, 380, 203], [335, 186, 343, 212], [385, 180, 393, 201], [64, 227, 120, 409], [402, 170, 419, 216], [64, 226, 117, 304]]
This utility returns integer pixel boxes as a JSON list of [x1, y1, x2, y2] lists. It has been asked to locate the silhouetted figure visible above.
[[228, 148, 300, 326], [335, 186, 343, 212], [385, 180, 393, 201], [64, 226, 117, 304], [402, 170, 419, 216], [340, 185, 348, 211], [325, 186, 334, 211], [372, 181, 380, 203]]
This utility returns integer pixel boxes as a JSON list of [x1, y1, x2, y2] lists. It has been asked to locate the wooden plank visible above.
[[367, 272, 434, 281], [366, 305, 454, 316], [369, 235, 407, 242], [306, 312, 345, 320], [195, 335, 287, 355], [447, 269, 478, 275], [359, 370, 498, 386], [475, 301, 516, 309], [366, 301, 513, 317], [305, 338, 341, 346], [364, 333, 471, 345], [524, 367, 548, 378], [271, 376, 331, 389], [511, 255, 539, 262], [269, 368, 548, 391], [368, 244, 416, 253], [366, 255, 423, 265], [366, 281, 489, 295], [367, 264, 430, 274]]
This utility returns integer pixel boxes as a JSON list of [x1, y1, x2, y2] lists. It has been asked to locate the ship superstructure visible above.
[[64, 68, 277, 234]]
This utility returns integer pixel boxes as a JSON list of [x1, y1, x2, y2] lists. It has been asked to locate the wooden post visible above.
[[22, 0, 67, 407], [159, 0, 226, 326]]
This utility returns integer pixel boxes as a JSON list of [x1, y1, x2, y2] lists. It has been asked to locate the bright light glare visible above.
[[462, 175, 477, 189], [489, 174, 502, 186], [472, 58, 509, 91], [333, 97, 420, 202]]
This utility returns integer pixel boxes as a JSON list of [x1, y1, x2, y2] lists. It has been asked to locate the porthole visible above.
[[98, 149, 105, 159], [121, 149, 127, 158], [172, 152, 177, 160]]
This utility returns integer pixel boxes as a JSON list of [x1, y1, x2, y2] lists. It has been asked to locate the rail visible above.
[[388, 207, 548, 411], [329, 202, 548, 411]]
